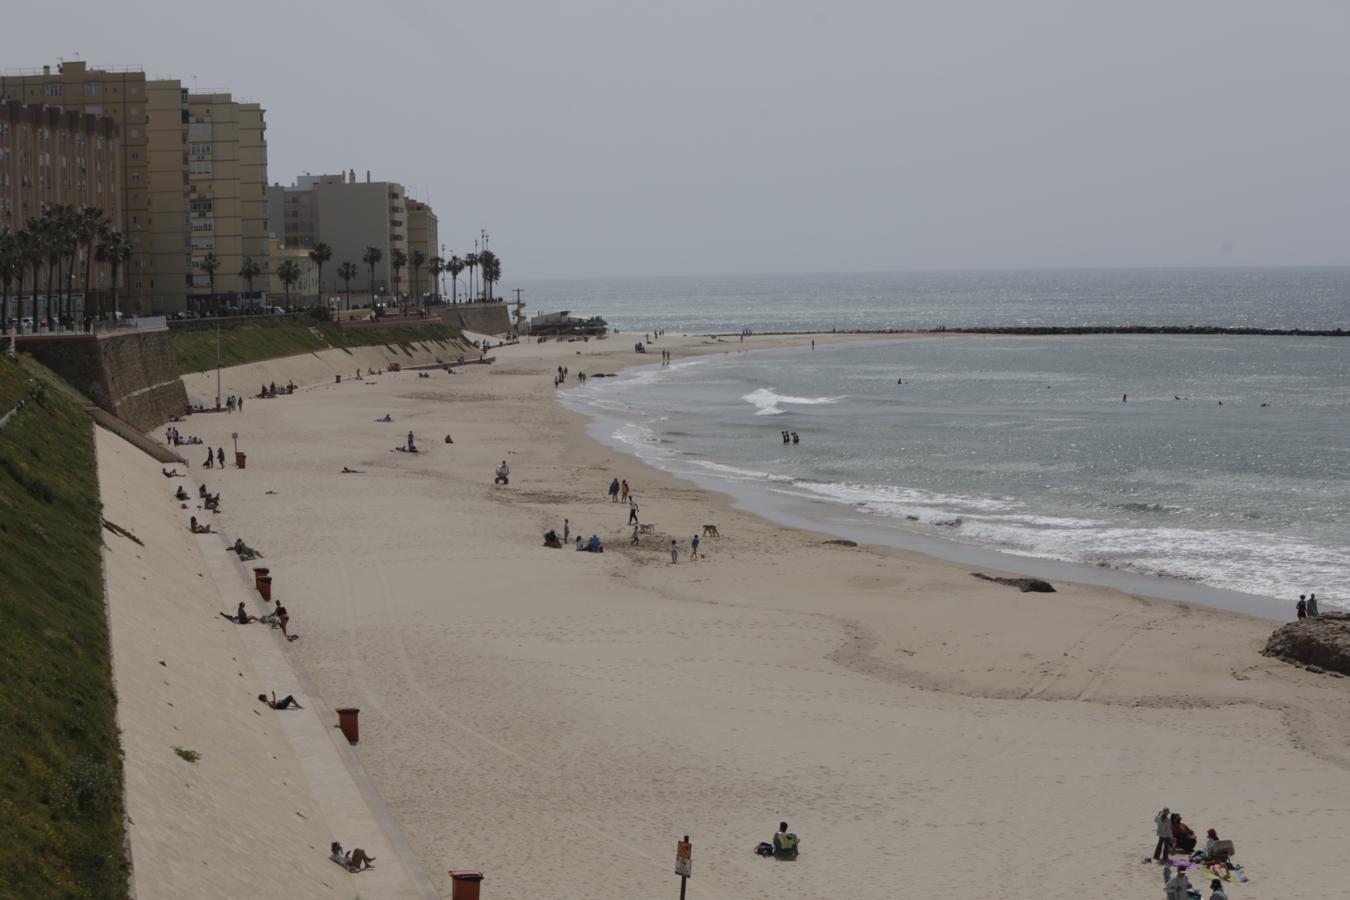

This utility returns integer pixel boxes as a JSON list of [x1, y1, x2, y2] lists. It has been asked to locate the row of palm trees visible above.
[[0, 203, 134, 331]]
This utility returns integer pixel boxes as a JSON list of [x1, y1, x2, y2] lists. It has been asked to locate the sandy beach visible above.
[[176, 332, 1350, 898]]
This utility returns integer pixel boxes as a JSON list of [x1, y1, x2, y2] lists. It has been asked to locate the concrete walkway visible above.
[[195, 528, 441, 900]]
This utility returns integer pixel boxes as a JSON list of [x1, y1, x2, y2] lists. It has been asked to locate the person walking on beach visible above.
[[204, 447, 214, 468], [217, 447, 225, 468], [690, 533, 700, 559], [563, 519, 570, 543], [670, 539, 679, 563], [609, 477, 620, 502], [1153, 808, 1173, 860], [628, 497, 640, 525], [620, 479, 630, 503]]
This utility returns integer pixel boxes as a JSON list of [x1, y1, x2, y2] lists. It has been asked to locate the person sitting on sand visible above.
[[575, 536, 583, 551], [1171, 813, 1197, 853], [162, 467, 181, 478], [204, 494, 220, 512], [586, 534, 603, 553], [377, 414, 393, 422], [330, 842, 376, 871], [773, 822, 798, 855], [1202, 828, 1233, 864], [233, 538, 262, 561], [1208, 878, 1228, 900], [258, 691, 302, 710], [189, 516, 211, 534], [495, 461, 510, 484], [220, 602, 256, 624], [544, 529, 562, 549], [175, 486, 189, 501]]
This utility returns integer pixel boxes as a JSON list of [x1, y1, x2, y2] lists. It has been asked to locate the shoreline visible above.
[[563, 341, 1290, 622], [173, 330, 1350, 899]]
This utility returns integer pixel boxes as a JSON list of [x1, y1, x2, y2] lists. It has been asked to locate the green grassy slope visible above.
[[0, 354, 129, 900], [171, 320, 464, 374]]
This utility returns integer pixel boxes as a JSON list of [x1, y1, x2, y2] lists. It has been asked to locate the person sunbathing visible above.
[[162, 468, 181, 477], [258, 691, 302, 710], [175, 486, 190, 501], [189, 516, 211, 534], [233, 538, 262, 560], [341, 467, 366, 474], [330, 842, 375, 871]]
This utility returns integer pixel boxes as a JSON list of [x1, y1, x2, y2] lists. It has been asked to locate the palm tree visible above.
[[276, 259, 301, 309], [390, 248, 408, 315], [74, 205, 107, 322], [428, 255, 445, 304], [447, 255, 465, 304], [362, 246, 383, 310], [95, 228, 134, 321], [40, 212, 64, 330], [308, 241, 332, 307], [411, 250, 426, 311], [0, 226, 17, 329], [337, 261, 359, 311], [464, 252, 480, 303], [478, 250, 501, 302], [18, 221, 44, 326], [198, 252, 219, 315], [239, 256, 262, 298]]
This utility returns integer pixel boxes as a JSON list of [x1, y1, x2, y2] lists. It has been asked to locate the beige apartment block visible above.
[[405, 198, 439, 297], [1, 61, 154, 310], [2, 63, 269, 313], [0, 100, 122, 306], [185, 91, 268, 308], [266, 170, 408, 301]]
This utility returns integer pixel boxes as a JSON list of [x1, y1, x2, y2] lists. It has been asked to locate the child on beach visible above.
[[670, 539, 679, 563], [691, 534, 700, 558]]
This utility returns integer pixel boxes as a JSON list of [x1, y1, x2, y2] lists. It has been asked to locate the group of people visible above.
[[780, 430, 801, 444], [164, 426, 204, 447], [223, 394, 244, 413], [659, 349, 673, 366], [257, 381, 296, 399], [1153, 807, 1236, 899], [553, 365, 570, 388], [1295, 592, 1322, 619], [203, 446, 226, 469]]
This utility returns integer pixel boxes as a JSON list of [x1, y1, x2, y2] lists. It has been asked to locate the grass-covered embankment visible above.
[[171, 318, 464, 374], [0, 354, 129, 899]]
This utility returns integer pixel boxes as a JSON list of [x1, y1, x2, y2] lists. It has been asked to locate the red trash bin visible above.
[[449, 870, 484, 900], [257, 576, 272, 601], [235, 451, 246, 469], [252, 567, 269, 589], [336, 707, 360, 744]]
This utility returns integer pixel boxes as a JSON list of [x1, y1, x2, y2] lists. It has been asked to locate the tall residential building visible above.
[[266, 170, 409, 299], [184, 92, 268, 304], [2, 61, 152, 309], [405, 198, 439, 296], [1, 62, 268, 313], [0, 100, 122, 299]]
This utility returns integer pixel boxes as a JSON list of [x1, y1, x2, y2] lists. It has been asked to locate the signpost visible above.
[[675, 836, 692, 898]]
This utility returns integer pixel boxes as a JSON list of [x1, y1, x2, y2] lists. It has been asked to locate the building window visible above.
[[130, 150, 140, 160], [132, 215, 139, 226], [129, 128, 140, 139], [85, 82, 103, 97], [46, 83, 62, 97]]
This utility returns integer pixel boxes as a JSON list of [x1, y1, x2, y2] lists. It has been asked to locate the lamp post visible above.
[[215, 322, 222, 409]]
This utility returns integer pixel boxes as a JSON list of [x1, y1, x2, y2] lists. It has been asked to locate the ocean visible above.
[[554, 270, 1350, 613]]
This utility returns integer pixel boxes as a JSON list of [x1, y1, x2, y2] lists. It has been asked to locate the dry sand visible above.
[[175, 333, 1350, 898]]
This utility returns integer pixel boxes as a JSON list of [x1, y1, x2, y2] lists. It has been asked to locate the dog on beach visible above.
[[702, 524, 720, 538]]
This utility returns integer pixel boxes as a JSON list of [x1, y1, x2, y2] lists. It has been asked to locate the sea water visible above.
[[564, 334, 1350, 611]]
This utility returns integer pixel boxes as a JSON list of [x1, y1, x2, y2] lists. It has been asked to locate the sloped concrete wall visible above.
[[444, 303, 511, 335], [20, 331, 187, 431]]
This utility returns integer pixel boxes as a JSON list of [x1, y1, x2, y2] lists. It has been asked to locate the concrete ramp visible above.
[[88, 407, 184, 464]]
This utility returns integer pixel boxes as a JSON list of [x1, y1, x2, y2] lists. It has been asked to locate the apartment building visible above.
[[266, 170, 411, 299], [184, 92, 269, 304], [0, 100, 122, 298], [1, 62, 268, 313], [1, 61, 153, 308], [405, 198, 439, 291]]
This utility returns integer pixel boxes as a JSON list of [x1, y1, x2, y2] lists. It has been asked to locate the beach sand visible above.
[[179, 333, 1350, 898]]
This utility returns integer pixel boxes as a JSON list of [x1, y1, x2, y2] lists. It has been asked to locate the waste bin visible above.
[[336, 707, 360, 744], [257, 576, 272, 601], [449, 870, 484, 900], [235, 451, 246, 469], [252, 567, 269, 589]]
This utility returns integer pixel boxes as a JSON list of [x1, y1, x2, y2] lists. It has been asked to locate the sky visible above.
[[4, 0, 1349, 279]]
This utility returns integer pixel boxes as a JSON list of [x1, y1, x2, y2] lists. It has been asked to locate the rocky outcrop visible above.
[[972, 572, 1056, 593], [1262, 613, 1350, 676]]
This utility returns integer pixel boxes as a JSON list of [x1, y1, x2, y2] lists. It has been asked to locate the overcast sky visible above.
[[5, 0, 1348, 278]]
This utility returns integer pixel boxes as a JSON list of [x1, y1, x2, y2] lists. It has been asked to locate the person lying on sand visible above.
[[162, 468, 181, 477], [189, 516, 211, 534], [377, 414, 393, 422], [341, 466, 366, 474], [232, 538, 262, 561], [329, 842, 375, 871], [258, 691, 302, 710]]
